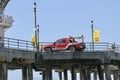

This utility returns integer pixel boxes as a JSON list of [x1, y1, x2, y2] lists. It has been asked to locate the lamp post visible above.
[[34, 2, 39, 63], [91, 20, 94, 52], [37, 25, 39, 52], [34, 2, 37, 50]]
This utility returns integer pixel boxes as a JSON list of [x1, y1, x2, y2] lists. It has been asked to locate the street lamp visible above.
[[37, 25, 40, 52], [34, 2, 38, 50], [34, 2, 39, 52], [91, 20, 94, 52], [34, 2, 39, 63]]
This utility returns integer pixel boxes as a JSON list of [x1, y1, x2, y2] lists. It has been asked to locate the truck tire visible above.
[[45, 47, 52, 52], [69, 46, 76, 52]]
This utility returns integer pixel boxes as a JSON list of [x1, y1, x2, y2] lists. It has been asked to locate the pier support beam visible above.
[[113, 71, 117, 80], [79, 72, 82, 80], [64, 69, 68, 80], [28, 65, 33, 80], [22, 65, 33, 80], [58, 72, 62, 80], [116, 65, 120, 80], [45, 66, 52, 80], [0, 63, 7, 80], [42, 71, 45, 80], [80, 65, 87, 80], [117, 71, 120, 80], [22, 66, 28, 80], [97, 65, 104, 80], [104, 65, 111, 80], [87, 69, 91, 80], [94, 71, 97, 80], [71, 66, 76, 80]]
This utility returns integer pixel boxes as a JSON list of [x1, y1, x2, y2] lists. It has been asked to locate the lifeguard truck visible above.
[[43, 35, 86, 52]]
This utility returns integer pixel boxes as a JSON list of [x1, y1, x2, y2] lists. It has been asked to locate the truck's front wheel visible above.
[[69, 46, 76, 52], [45, 47, 52, 52]]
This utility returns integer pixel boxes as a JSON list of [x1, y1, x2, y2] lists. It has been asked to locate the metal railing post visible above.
[[26, 41, 28, 51], [17, 40, 19, 49], [8, 38, 9, 49]]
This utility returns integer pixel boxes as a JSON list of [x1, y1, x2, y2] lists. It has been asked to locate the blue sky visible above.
[[5, 0, 120, 43], [4, 0, 120, 80]]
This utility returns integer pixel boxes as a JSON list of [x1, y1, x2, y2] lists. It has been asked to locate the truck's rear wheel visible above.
[[45, 47, 52, 52], [69, 46, 76, 52]]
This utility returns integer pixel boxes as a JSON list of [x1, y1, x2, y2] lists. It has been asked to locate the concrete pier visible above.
[[22, 65, 33, 80], [58, 72, 62, 80], [64, 69, 68, 80], [80, 65, 87, 80], [0, 45, 120, 80], [97, 65, 104, 80], [87, 69, 91, 80], [0, 63, 7, 80], [42, 71, 46, 80], [71, 66, 76, 80], [104, 65, 112, 80], [22, 67, 28, 80], [28, 65, 33, 80], [45, 66, 52, 80], [113, 71, 117, 80], [35, 52, 120, 80], [94, 71, 97, 80]]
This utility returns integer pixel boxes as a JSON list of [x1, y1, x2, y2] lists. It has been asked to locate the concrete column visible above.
[[28, 65, 33, 80], [42, 71, 45, 80], [2, 63, 7, 80], [71, 66, 76, 80], [58, 72, 62, 80], [80, 65, 87, 80], [118, 75, 120, 80], [87, 69, 91, 80], [71, 66, 74, 80], [45, 66, 52, 80], [104, 65, 111, 80], [0, 64, 2, 80], [74, 72, 76, 80], [64, 69, 68, 80], [113, 71, 117, 80], [117, 72, 119, 80], [104, 72, 106, 80], [94, 71, 97, 80], [22, 66, 28, 80], [117, 65, 120, 80], [79, 72, 82, 80], [97, 65, 104, 80], [0, 63, 8, 80]]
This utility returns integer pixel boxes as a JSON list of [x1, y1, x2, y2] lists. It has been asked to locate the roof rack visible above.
[[69, 35, 84, 39], [69, 35, 84, 42]]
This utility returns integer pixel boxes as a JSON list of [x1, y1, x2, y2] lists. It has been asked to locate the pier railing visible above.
[[0, 37, 34, 51], [0, 37, 120, 52], [39, 42, 120, 52], [85, 42, 119, 52]]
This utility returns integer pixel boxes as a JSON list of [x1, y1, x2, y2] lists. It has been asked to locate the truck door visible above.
[[55, 39, 67, 50]]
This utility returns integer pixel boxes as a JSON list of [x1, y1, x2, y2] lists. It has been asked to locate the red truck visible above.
[[43, 36, 86, 52]]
